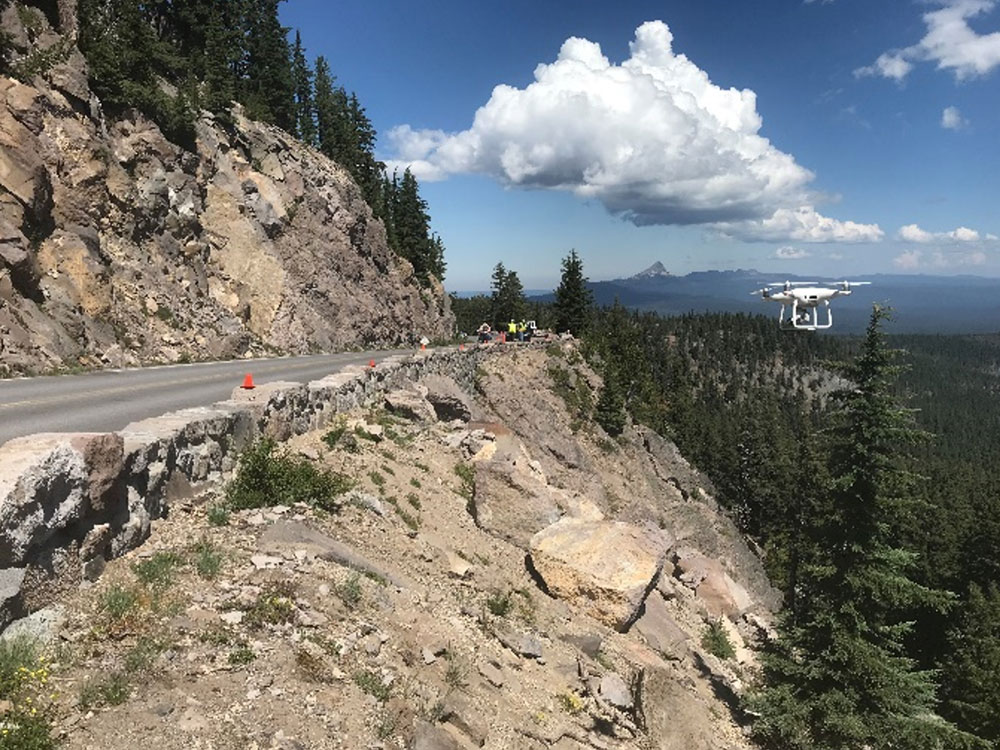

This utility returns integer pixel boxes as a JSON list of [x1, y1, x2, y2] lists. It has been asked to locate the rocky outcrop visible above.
[[0, 6, 452, 376], [528, 519, 673, 631]]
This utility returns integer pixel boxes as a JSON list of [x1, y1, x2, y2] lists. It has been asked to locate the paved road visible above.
[[0, 350, 411, 447]]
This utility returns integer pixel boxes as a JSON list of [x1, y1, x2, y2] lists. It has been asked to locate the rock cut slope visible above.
[[0, 3, 452, 376], [11, 342, 780, 750]]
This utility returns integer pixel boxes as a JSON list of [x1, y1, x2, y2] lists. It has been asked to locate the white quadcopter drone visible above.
[[750, 280, 872, 331]]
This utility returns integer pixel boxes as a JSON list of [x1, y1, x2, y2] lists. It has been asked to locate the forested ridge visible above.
[[64, 0, 445, 285], [585, 308, 1000, 747]]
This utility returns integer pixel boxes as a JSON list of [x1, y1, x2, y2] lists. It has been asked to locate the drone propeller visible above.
[[750, 288, 772, 297], [766, 281, 817, 290], [837, 280, 873, 291]]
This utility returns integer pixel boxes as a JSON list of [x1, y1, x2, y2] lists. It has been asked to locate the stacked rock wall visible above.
[[0, 346, 488, 631]]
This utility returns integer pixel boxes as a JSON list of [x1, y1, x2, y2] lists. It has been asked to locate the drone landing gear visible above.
[[779, 301, 832, 331]]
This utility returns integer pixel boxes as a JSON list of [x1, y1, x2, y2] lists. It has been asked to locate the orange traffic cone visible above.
[[421, 343, 426, 351], [369, 359, 375, 368], [459, 344, 465, 351], [241, 373, 255, 389]]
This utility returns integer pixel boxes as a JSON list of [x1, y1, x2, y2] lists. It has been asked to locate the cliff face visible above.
[[0, 4, 452, 376]]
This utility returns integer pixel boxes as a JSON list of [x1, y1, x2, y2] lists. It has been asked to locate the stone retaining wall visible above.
[[0, 345, 502, 631]]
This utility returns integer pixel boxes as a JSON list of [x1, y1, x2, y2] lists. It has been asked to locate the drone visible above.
[[750, 280, 872, 331]]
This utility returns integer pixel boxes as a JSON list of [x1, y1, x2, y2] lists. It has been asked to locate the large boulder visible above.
[[673, 548, 754, 620], [528, 519, 672, 631]]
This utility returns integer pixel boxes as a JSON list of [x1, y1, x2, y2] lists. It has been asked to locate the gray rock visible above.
[[599, 672, 633, 710], [411, 720, 461, 750], [384, 387, 437, 423], [560, 633, 604, 659], [635, 593, 688, 658], [478, 660, 505, 688], [422, 375, 475, 422], [1, 605, 65, 644], [259, 520, 410, 588]]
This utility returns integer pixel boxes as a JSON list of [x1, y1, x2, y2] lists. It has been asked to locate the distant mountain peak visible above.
[[631, 261, 671, 279]]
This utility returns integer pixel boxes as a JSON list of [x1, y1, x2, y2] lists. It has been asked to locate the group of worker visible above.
[[476, 320, 533, 343]]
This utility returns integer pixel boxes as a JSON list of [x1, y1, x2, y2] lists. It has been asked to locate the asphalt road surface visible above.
[[0, 350, 411, 447]]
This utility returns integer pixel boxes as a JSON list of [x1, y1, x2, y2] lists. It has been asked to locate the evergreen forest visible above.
[[455, 258, 1000, 748], [71, 0, 444, 286]]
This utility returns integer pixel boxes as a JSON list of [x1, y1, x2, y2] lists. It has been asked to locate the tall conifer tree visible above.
[[750, 305, 986, 750], [553, 249, 593, 335], [291, 30, 315, 145]]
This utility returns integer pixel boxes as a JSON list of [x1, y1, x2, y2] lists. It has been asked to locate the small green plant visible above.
[[78, 671, 130, 709], [595, 650, 614, 671], [353, 669, 391, 701], [409, 477, 422, 489], [246, 582, 298, 628], [368, 470, 385, 488], [154, 305, 176, 325], [295, 648, 333, 683], [405, 492, 421, 509], [454, 463, 475, 505], [322, 419, 347, 449], [354, 425, 381, 442], [336, 573, 363, 609], [226, 438, 353, 511], [133, 551, 183, 591], [701, 619, 736, 660], [228, 646, 256, 666], [198, 627, 233, 647], [192, 538, 223, 579], [99, 583, 142, 629], [485, 590, 513, 618], [206, 503, 230, 527], [123, 636, 167, 673], [414, 461, 430, 473], [0, 637, 57, 750], [395, 506, 420, 531], [375, 709, 398, 739], [380, 464, 395, 476], [557, 690, 584, 715], [444, 652, 468, 689]]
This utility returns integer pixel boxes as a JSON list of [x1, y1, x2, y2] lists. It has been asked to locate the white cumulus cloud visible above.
[[894, 250, 924, 269], [898, 223, 985, 242], [718, 206, 884, 242], [774, 246, 810, 259], [893, 248, 988, 269], [856, 0, 1000, 82], [941, 105, 968, 129], [387, 21, 881, 242]]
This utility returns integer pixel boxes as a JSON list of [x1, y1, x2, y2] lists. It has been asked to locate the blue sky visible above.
[[281, 1, 1000, 291]]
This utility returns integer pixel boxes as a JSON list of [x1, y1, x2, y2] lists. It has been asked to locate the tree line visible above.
[[73, 0, 444, 286]]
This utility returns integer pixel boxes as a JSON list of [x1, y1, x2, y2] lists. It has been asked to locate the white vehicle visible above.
[[750, 280, 872, 331]]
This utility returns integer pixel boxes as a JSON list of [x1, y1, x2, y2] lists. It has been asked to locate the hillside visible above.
[[0, 3, 452, 376], [0, 343, 780, 750]]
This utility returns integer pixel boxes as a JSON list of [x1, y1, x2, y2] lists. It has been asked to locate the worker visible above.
[[517, 320, 527, 342], [477, 322, 491, 343], [507, 319, 516, 341]]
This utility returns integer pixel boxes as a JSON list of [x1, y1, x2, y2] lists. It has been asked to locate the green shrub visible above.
[[486, 590, 513, 618], [192, 538, 223, 579], [454, 463, 475, 500], [368, 470, 385, 488], [0, 636, 40, 700], [701, 619, 736, 660], [353, 669, 391, 701], [225, 438, 353, 511], [206, 503, 230, 526], [228, 646, 256, 666], [99, 584, 142, 627], [336, 573, 362, 608], [322, 419, 347, 449], [133, 551, 183, 590]]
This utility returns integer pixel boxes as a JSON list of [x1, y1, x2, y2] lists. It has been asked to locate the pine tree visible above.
[[395, 168, 435, 284], [595, 364, 626, 437], [940, 583, 1000, 743], [749, 305, 986, 750], [313, 56, 337, 154], [554, 249, 593, 335], [241, 0, 295, 131], [490, 263, 525, 327], [291, 31, 315, 145]]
